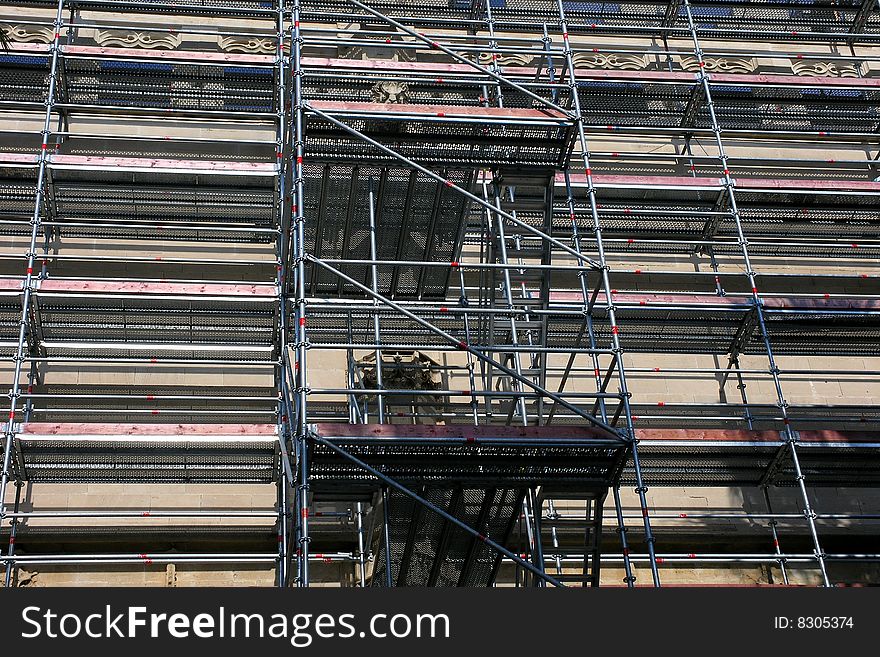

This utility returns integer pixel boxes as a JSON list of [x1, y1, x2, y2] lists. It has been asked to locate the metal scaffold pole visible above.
[[680, 0, 830, 587], [0, 0, 65, 587], [555, 0, 660, 587], [291, 1, 311, 587], [275, 0, 291, 589]]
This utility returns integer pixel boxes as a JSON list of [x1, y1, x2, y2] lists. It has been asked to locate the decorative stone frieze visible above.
[[478, 52, 534, 67], [1, 23, 55, 44], [218, 35, 276, 54], [94, 29, 182, 50], [572, 52, 649, 70], [791, 59, 860, 78], [681, 55, 757, 74]]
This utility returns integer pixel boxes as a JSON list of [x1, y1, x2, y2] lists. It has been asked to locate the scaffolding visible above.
[[1, 0, 879, 587]]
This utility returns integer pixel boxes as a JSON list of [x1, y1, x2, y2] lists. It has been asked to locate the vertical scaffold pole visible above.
[[291, 2, 310, 587], [367, 179, 386, 424], [555, 0, 660, 587], [355, 502, 368, 587], [541, 25, 629, 586], [680, 0, 829, 587], [382, 487, 393, 586], [559, 169, 634, 586], [275, 0, 290, 590], [481, 0, 543, 582], [0, 1, 65, 586], [4, 482, 22, 587], [763, 488, 789, 585]]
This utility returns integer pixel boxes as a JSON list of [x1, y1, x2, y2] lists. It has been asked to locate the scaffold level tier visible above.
[[0, 278, 278, 360], [304, 101, 573, 168], [307, 423, 626, 498], [15, 0, 282, 16], [303, 293, 880, 356], [298, 0, 880, 40], [13, 423, 279, 483], [23, 383, 278, 425], [631, 428, 880, 487], [0, 152, 278, 242], [561, 175, 880, 253]]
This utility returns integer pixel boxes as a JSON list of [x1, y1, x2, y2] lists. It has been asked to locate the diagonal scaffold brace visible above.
[[306, 255, 626, 437]]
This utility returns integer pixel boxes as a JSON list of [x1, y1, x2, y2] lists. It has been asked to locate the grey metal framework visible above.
[[0, 0, 878, 587]]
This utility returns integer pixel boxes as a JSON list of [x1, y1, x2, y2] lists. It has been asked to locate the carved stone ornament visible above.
[[1, 24, 55, 44], [338, 44, 416, 62], [371, 80, 411, 104], [357, 351, 444, 425], [572, 52, 649, 70], [478, 52, 534, 67], [791, 59, 860, 78], [218, 35, 277, 54], [680, 56, 757, 74], [94, 29, 182, 50], [336, 22, 416, 62]]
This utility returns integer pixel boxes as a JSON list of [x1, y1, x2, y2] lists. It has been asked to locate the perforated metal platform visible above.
[[307, 423, 627, 498], [303, 293, 880, 356], [59, 50, 277, 116], [18, 0, 281, 16], [564, 175, 880, 258], [710, 80, 880, 135], [578, 77, 696, 129], [302, 59, 484, 108], [42, 154, 278, 243], [305, 101, 573, 169], [629, 429, 880, 487], [299, 0, 874, 38], [548, 293, 880, 356], [13, 423, 279, 483], [0, 52, 49, 107], [627, 402, 880, 431], [302, 58, 566, 111], [0, 279, 281, 360], [574, 71, 880, 135], [0, 156, 39, 225]]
